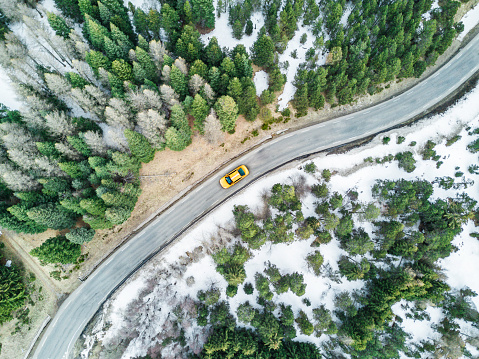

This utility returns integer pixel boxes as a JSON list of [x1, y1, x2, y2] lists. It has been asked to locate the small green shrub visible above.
[[243, 282, 254, 294], [300, 33, 307, 44], [226, 285, 238, 297], [382, 136, 390, 145], [446, 135, 461, 146], [395, 151, 416, 173], [467, 138, 479, 153], [304, 162, 317, 173], [322, 169, 331, 182], [397, 136, 405, 144]]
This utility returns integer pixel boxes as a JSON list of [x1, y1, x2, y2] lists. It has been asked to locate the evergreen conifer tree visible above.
[[214, 96, 238, 133], [251, 34, 275, 68], [30, 235, 81, 264], [47, 12, 72, 38], [191, 94, 209, 133], [124, 129, 156, 163]]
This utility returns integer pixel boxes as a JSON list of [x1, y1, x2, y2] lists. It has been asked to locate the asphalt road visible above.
[[33, 33, 479, 359]]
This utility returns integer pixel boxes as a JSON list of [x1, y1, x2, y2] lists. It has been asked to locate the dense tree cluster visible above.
[[0, 0, 261, 264], [293, 0, 464, 114], [0, 243, 28, 325]]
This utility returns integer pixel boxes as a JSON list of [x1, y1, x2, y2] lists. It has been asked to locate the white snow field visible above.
[[80, 76, 479, 359]]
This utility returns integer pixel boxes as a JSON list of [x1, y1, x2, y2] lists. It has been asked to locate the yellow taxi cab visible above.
[[220, 165, 249, 188]]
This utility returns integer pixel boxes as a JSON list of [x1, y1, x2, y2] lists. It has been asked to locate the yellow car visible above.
[[220, 165, 249, 188]]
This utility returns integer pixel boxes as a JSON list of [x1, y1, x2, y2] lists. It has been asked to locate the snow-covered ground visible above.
[[80, 73, 479, 359], [458, 3, 479, 41], [276, 26, 326, 110], [0, 67, 22, 110], [199, 11, 265, 52], [253, 70, 268, 96]]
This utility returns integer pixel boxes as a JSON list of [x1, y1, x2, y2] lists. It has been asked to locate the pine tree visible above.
[[65, 227, 95, 244], [148, 9, 161, 38], [293, 83, 309, 117], [67, 135, 91, 156], [85, 16, 110, 51], [103, 36, 123, 61], [124, 128, 156, 163], [169, 65, 188, 99], [53, 0, 83, 22], [214, 95, 238, 133], [251, 34, 275, 68], [160, 4, 181, 43], [208, 66, 222, 93], [47, 12, 72, 38], [189, 59, 208, 79], [135, 46, 157, 81], [204, 37, 223, 67], [110, 22, 133, 56], [27, 203, 77, 230], [227, 77, 242, 101], [175, 25, 203, 63], [133, 8, 150, 40], [239, 85, 259, 121], [0, 248, 28, 324], [85, 50, 111, 74], [245, 20, 253, 35], [268, 65, 285, 92], [279, 0, 297, 39], [30, 235, 81, 264], [165, 127, 190, 151], [111, 58, 133, 81], [191, 0, 215, 29], [80, 198, 107, 216], [166, 104, 191, 151], [232, 20, 243, 39], [183, 0, 193, 24], [105, 207, 131, 225], [83, 214, 112, 229], [191, 94, 209, 133], [234, 53, 253, 79]]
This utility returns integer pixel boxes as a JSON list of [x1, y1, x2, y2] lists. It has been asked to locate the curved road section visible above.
[[34, 34, 479, 359]]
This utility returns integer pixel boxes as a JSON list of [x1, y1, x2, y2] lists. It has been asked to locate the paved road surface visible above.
[[33, 33, 479, 359]]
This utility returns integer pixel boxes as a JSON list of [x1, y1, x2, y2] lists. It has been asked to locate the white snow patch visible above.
[[277, 27, 326, 110], [253, 70, 268, 96], [458, 4, 479, 41], [340, 6, 353, 28], [5, 260, 11, 267], [0, 67, 23, 110], [423, 0, 439, 21], [200, 12, 265, 52], [40, 0, 57, 13], [439, 221, 479, 310]]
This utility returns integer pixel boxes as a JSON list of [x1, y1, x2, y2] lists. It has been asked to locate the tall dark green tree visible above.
[[30, 235, 81, 264], [124, 129, 156, 163]]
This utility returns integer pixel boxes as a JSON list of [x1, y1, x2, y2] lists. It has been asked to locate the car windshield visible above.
[[225, 176, 233, 184], [238, 168, 245, 176]]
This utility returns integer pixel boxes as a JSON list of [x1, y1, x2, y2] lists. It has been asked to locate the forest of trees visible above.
[[0, 0, 474, 355], [174, 168, 478, 358], [0, 0, 261, 275]]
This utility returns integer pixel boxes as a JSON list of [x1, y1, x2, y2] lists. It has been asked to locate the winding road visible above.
[[33, 33, 479, 359]]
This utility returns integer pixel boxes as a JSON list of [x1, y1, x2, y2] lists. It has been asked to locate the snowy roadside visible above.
[[78, 74, 479, 359]]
